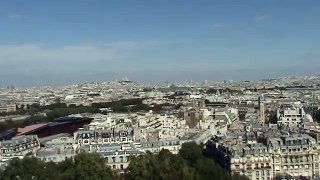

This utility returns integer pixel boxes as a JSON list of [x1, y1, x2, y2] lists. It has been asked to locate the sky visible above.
[[0, 0, 320, 86]]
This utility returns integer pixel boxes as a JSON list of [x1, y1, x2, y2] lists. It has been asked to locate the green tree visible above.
[[0, 153, 118, 180], [1, 157, 56, 180], [127, 148, 200, 180], [179, 142, 203, 164], [73, 153, 116, 180]]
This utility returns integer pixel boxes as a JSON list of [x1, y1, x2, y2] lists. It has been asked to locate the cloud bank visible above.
[[255, 15, 269, 21], [8, 14, 23, 19]]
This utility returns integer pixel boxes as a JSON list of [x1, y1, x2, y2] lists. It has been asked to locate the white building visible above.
[[36, 136, 75, 163], [277, 107, 306, 127]]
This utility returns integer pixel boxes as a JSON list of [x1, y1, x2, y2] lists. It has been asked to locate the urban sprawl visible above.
[[1, 76, 320, 180]]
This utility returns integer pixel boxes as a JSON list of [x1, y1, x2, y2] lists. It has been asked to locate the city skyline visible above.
[[1, 0, 320, 86]]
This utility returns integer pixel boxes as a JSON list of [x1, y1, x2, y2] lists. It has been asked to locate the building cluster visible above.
[[0, 76, 320, 179], [206, 128, 320, 179]]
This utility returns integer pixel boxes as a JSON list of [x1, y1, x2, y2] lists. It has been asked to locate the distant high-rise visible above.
[[258, 95, 265, 123]]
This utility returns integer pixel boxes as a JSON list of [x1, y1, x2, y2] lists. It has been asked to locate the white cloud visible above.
[[211, 23, 236, 30], [0, 43, 121, 65], [212, 23, 225, 28], [0, 40, 179, 86], [8, 14, 23, 19], [0, 40, 171, 67], [109, 41, 138, 49], [255, 15, 269, 21]]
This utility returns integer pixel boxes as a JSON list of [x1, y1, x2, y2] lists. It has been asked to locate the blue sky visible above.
[[0, 0, 320, 86]]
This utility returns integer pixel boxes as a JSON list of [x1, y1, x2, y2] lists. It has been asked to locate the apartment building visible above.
[[36, 135, 75, 163], [277, 106, 306, 127], [101, 149, 142, 170], [206, 133, 320, 180], [80, 142, 143, 171], [269, 134, 319, 178], [206, 136, 273, 180], [0, 135, 40, 158], [75, 126, 134, 148]]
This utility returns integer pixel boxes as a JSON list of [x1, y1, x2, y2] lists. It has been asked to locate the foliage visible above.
[[0, 104, 99, 132], [179, 142, 203, 164], [73, 153, 117, 180], [126, 142, 249, 180], [0, 153, 117, 180], [126, 150, 195, 180], [91, 99, 144, 109], [0, 99, 183, 132], [0, 143, 249, 180], [45, 106, 99, 121], [93, 99, 181, 113], [0, 157, 57, 180]]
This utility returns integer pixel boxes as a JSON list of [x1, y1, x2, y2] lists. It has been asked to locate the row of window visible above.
[[235, 163, 270, 170], [111, 164, 124, 170], [46, 143, 73, 147], [283, 165, 310, 170], [80, 137, 132, 144], [105, 156, 129, 163], [1, 143, 38, 153]]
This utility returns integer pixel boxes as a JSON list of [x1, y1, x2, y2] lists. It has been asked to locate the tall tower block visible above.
[[258, 95, 266, 123]]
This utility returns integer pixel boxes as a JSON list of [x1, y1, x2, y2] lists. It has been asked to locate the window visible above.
[[112, 157, 116, 163], [113, 165, 116, 169], [120, 164, 124, 170]]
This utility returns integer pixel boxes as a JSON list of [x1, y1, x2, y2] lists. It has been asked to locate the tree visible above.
[[127, 150, 195, 180], [0, 153, 118, 180], [179, 142, 203, 164], [0, 143, 249, 180], [0, 157, 56, 180], [73, 153, 116, 180]]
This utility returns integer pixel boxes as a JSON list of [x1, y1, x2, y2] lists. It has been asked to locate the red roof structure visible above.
[[17, 123, 48, 136]]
